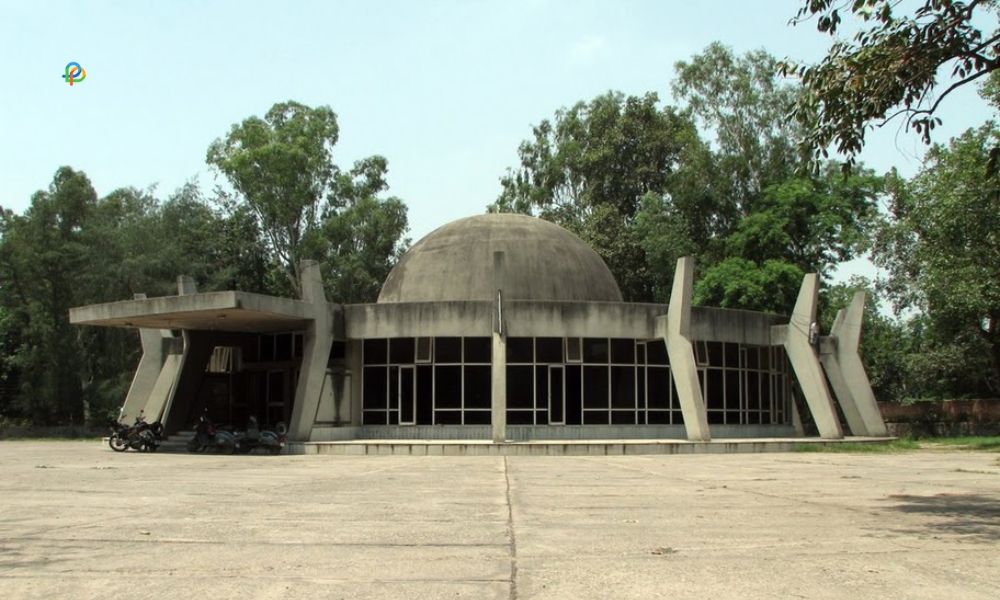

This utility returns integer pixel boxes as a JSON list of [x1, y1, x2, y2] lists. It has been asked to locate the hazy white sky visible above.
[[1, 0, 994, 272]]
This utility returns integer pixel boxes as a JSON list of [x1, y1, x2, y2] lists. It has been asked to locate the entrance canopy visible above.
[[69, 291, 317, 333]]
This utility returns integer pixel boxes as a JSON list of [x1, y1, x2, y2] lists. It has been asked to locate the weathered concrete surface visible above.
[[3, 443, 998, 599]]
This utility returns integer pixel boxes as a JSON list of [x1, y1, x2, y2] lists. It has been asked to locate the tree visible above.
[[693, 258, 804, 314], [207, 101, 341, 294], [784, 0, 1000, 165], [673, 42, 806, 211], [872, 124, 1000, 395], [724, 165, 881, 274], [208, 101, 409, 300], [491, 91, 705, 300], [0, 167, 96, 424]]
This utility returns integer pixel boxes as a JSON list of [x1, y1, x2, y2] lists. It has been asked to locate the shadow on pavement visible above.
[[884, 493, 1000, 541]]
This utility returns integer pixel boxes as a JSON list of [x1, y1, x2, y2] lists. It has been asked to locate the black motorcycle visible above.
[[109, 411, 163, 453]]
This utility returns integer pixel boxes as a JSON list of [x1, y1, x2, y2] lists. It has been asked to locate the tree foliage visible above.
[[491, 91, 703, 300], [872, 124, 1000, 394], [208, 101, 408, 301], [784, 0, 1000, 165]]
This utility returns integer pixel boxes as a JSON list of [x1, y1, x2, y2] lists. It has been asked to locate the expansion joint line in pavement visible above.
[[503, 456, 518, 600]]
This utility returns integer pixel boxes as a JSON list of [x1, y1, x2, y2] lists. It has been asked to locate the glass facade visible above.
[[362, 337, 492, 425], [362, 336, 792, 427]]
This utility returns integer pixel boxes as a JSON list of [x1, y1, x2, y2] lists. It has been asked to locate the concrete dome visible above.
[[377, 214, 623, 303]]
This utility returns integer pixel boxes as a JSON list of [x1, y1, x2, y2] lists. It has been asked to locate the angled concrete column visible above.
[[820, 292, 888, 436], [120, 294, 167, 423], [155, 277, 198, 427], [289, 260, 335, 442], [775, 274, 843, 439], [660, 257, 710, 441], [819, 318, 866, 435], [491, 251, 507, 443]]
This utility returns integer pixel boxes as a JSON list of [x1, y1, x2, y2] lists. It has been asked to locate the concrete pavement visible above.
[[0, 442, 998, 599]]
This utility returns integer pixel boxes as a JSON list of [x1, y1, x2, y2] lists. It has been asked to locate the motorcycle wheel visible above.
[[108, 434, 127, 452]]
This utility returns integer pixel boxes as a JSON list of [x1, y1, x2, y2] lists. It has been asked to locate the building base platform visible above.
[[286, 436, 895, 456]]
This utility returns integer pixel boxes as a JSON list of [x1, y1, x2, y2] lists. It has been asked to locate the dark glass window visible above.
[[260, 334, 275, 362], [363, 410, 386, 425], [583, 411, 609, 425], [435, 366, 462, 409], [507, 410, 534, 425], [535, 367, 549, 410], [610, 339, 635, 364], [706, 369, 724, 409], [583, 366, 608, 409], [362, 366, 387, 410], [507, 366, 534, 409], [583, 338, 608, 363], [435, 410, 461, 425], [647, 367, 669, 409], [507, 337, 533, 363], [725, 370, 741, 410], [464, 411, 491, 425], [464, 337, 491, 363], [565, 365, 582, 425], [707, 342, 724, 367], [275, 334, 292, 361], [610, 366, 635, 409], [390, 338, 415, 364], [464, 366, 491, 409], [647, 411, 670, 424], [612, 411, 635, 425], [363, 339, 387, 365], [646, 341, 668, 365], [435, 337, 462, 363], [724, 343, 739, 368], [535, 337, 563, 363]]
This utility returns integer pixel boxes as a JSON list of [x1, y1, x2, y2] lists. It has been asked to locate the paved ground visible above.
[[0, 442, 998, 599]]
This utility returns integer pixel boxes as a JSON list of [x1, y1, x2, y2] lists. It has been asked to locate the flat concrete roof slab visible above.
[[69, 291, 314, 332]]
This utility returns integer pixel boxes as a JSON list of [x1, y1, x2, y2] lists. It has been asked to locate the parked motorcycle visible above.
[[186, 414, 236, 454], [234, 417, 287, 455], [108, 410, 163, 453]]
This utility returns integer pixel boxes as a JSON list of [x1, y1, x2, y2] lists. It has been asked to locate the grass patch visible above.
[[920, 436, 1000, 451], [793, 438, 920, 453]]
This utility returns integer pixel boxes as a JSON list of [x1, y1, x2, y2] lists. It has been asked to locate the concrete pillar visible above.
[[820, 292, 888, 436], [819, 318, 867, 436], [660, 257, 710, 441], [119, 294, 168, 423], [156, 277, 199, 428], [491, 251, 507, 443], [288, 260, 334, 442], [776, 274, 843, 439]]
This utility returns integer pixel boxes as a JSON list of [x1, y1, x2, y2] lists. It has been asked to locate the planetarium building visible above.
[[70, 214, 887, 448]]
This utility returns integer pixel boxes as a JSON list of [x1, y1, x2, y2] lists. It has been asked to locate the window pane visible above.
[[583, 411, 609, 425], [507, 366, 534, 409], [583, 338, 608, 363], [535, 337, 563, 363], [646, 341, 668, 365], [464, 366, 491, 409], [706, 369, 724, 409], [507, 410, 534, 425], [583, 366, 608, 409], [390, 338, 415, 364], [464, 411, 491, 425], [435, 410, 461, 425], [363, 339, 387, 365], [464, 337, 491, 363], [647, 367, 669, 409], [611, 366, 635, 409], [363, 366, 387, 410], [435, 337, 462, 363], [611, 339, 635, 364], [507, 337, 533, 363], [434, 365, 462, 408]]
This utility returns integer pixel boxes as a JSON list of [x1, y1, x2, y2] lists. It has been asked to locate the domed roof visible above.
[[377, 213, 623, 303]]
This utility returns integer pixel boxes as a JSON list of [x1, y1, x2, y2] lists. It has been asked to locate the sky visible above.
[[1, 0, 995, 282]]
